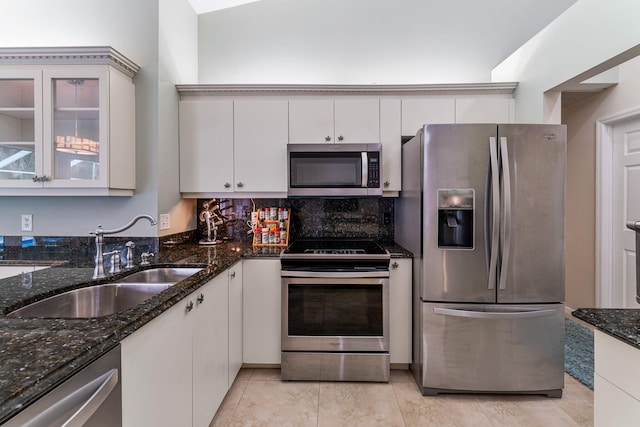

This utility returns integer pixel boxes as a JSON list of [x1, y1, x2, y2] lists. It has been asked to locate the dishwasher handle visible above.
[[21, 368, 119, 427], [433, 307, 557, 320], [62, 368, 119, 427]]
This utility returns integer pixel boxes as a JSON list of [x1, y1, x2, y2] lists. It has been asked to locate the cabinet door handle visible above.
[[230, 271, 236, 278], [186, 301, 194, 312], [197, 293, 204, 304], [384, 181, 390, 187], [337, 135, 344, 141], [237, 182, 244, 188], [325, 136, 331, 142], [392, 262, 399, 269], [224, 182, 231, 188]]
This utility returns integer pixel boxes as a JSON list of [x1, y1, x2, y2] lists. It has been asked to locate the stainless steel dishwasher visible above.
[[3, 345, 121, 427]]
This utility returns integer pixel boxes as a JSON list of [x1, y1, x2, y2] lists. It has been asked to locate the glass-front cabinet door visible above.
[[43, 68, 108, 188], [0, 47, 138, 196], [0, 70, 43, 187]]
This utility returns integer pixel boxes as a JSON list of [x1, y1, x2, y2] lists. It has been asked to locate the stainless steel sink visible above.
[[6, 267, 203, 318], [117, 267, 203, 284]]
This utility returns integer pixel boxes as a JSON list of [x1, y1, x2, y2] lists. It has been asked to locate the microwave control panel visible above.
[[367, 152, 380, 187]]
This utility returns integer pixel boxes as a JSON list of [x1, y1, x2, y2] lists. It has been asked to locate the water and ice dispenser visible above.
[[437, 189, 474, 249]]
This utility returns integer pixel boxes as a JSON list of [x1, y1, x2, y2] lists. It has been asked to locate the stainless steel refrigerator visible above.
[[396, 124, 566, 397]]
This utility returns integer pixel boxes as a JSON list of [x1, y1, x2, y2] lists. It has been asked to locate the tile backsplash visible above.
[[196, 198, 395, 243], [0, 198, 395, 258]]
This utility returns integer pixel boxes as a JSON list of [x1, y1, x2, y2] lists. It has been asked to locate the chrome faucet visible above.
[[92, 214, 157, 280]]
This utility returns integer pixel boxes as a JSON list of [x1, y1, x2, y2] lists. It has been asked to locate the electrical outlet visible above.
[[159, 214, 170, 230], [21, 214, 33, 232]]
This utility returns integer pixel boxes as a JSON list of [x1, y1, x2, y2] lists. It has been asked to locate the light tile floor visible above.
[[210, 369, 593, 427]]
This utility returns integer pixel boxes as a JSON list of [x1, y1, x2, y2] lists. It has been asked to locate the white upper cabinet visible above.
[[401, 96, 514, 135], [334, 99, 380, 143], [289, 98, 380, 143], [179, 98, 288, 196], [179, 99, 234, 193], [176, 84, 515, 197], [455, 97, 513, 123], [380, 98, 401, 192], [0, 47, 138, 196], [233, 99, 288, 193], [401, 98, 455, 136], [0, 70, 42, 189], [288, 99, 334, 143]]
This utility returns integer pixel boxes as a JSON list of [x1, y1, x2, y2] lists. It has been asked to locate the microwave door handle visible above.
[[361, 152, 368, 188]]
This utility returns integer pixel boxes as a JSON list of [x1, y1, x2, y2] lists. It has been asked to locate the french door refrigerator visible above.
[[396, 124, 566, 397]]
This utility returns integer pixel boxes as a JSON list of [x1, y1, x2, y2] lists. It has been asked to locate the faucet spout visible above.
[[92, 214, 157, 280], [98, 214, 158, 236]]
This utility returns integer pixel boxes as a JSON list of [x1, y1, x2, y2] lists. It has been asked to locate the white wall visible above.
[[492, 0, 640, 123], [0, 0, 198, 237], [158, 0, 199, 236], [563, 55, 640, 309], [197, 0, 575, 84]]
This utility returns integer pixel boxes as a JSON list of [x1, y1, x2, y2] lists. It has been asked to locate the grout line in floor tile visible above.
[[390, 380, 408, 426], [316, 381, 322, 427]]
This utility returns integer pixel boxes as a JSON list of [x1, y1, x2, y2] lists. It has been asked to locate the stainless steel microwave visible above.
[[287, 143, 382, 197]]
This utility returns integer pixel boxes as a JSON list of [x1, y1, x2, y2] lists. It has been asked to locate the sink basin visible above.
[[6, 267, 203, 318], [7, 283, 172, 318], [118, 267, 203, 284]]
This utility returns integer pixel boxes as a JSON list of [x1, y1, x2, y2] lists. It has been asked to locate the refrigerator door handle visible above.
[[433, 307, 557, 320], [488, 137, 500, 290], [499, 136, 512, 290]]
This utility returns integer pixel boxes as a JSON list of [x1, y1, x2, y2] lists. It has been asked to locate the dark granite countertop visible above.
[[0, 238, 410, 423], [0, 240, 275, 424], [572, 308, 640, 350]]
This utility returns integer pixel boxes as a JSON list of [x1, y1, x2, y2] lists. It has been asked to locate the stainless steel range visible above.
[[280, 239, 391, 382]]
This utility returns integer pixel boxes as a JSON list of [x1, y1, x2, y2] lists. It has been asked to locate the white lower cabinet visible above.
[[594, 330, 640, 426], [242, 258, 281, 365], [389, 258, 412, 364], [228, 262, 243, 385], [121, 293, 192, 427], [192, 273, 228, 427], [121, 262, 242, 427]]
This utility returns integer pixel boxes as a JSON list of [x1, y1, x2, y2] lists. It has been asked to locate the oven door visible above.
[[281, 272, 389, 353]]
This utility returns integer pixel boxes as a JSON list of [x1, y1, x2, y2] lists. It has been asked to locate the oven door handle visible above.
[[280, 270, 390, 278]]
